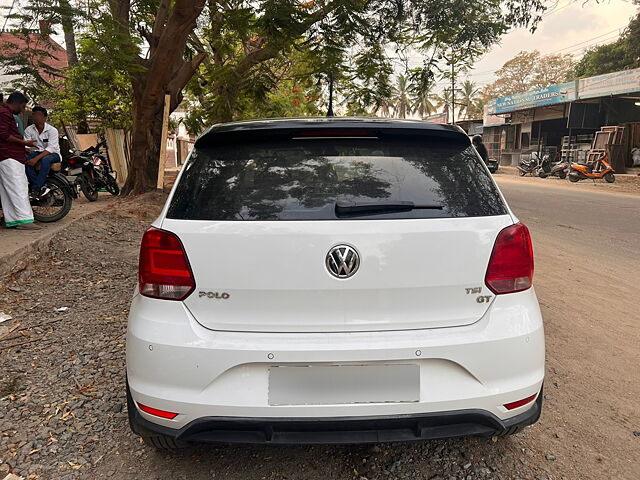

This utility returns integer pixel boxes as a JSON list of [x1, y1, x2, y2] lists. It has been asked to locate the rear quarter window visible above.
[[167, 137, 507, 220]]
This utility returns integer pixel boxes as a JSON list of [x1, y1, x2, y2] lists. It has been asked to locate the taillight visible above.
[[68, 157, 77, 167], [485, 223, 534, 295], [138, 227, 195, 300]]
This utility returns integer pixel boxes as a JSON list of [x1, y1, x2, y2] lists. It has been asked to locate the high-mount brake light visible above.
[[485, 223, 534, 295], [138, 227, 195, 301], [296, 129, 376, 137]]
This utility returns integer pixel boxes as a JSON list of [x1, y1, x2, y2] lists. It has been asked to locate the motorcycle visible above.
[[517, 153, 543, 176], [64, 141, 119, 201], [568, 151, 615, 183], [0, 162, 77, 223], [87, 141, 120, 196]]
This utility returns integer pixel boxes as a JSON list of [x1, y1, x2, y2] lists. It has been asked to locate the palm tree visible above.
[[432, 88, 454, 120], [390, 75, 413, 119], [410, 85, 439, 119], [458, 80, 480, 120]]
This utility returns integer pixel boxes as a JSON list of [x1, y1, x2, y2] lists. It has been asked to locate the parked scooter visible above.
[[537, 155, 568, 179], [568, 152, 615, 183]]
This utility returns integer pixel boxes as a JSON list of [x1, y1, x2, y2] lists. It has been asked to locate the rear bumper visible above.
[[126, 288, 545, 439], [128, 386, 542, 445]]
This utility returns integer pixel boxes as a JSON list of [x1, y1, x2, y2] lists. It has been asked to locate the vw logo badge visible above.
[[326, 245, 360, 279]]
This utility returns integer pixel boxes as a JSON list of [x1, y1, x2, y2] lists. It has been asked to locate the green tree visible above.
[[410, 88, 438, 119], [3, 0, 547, 194], [457, 80, 478, 119], [432, 88, 454, 120], [391, 74, 412, 118], [573, 13, 640, 78], [42, 35, 133, 131]]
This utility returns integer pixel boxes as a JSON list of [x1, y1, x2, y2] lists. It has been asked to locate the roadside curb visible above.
[[0, 201, 116, 281]]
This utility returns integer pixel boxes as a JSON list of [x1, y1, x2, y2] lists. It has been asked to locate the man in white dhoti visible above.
[[0, 92, 41, 230]]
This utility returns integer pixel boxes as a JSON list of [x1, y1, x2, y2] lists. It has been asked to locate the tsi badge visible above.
[[199, 291, 230, 300], [465, 286, 492, 304]]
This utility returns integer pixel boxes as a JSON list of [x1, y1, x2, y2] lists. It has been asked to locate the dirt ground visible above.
[[0, 183, 639, 480], [494, 166, 640, 195]]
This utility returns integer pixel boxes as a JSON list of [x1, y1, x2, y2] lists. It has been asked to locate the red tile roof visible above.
[[0, 33, 68, 83]]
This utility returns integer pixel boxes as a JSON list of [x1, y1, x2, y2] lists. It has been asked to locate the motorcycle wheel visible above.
[[569, 174, 580, 183], [519, 169, 527, 176], [79, 172, 99, 202], [538, 171, 548, 178], [32, 176, 73, 223], [559, 171, 567, 180], [105, 176, 120, 196], [604, 172, 615, 183]]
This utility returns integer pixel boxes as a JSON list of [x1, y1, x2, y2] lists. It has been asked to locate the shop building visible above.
[[482, 68, 640, 172]]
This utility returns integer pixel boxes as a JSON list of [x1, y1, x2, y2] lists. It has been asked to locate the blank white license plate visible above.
[[268, 364, 420, 406]]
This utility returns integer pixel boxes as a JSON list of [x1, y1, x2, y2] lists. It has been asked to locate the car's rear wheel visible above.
[[142, 434, 190, 451], [126, 381, 190, 452]]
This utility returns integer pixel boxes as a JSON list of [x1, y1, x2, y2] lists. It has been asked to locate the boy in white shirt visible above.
[[24, 106, 61, 197]]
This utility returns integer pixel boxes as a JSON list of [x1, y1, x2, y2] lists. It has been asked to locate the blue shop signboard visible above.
[[491, 81, 577, 114]]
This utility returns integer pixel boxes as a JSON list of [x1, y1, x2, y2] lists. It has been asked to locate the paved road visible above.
[[495, 177, 640, 480], [0, 193, 117, 277], [497, 177, 640, 260]]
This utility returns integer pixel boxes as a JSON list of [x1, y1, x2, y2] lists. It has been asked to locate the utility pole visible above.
[[451, 60, 455, 125], [327, 72, 335, 117]]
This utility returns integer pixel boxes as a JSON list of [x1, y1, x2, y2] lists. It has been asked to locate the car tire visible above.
[[142, 434, 190, 451], [500, 424, 525, 436], [126, 380, 190, 452]]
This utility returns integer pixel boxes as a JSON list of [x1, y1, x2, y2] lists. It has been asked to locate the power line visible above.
[[1, 0, 18, 33], [466, 25, 627, 81], [543, 26, 626, 54]]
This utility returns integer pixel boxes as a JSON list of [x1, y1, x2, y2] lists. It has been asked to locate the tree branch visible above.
[[167, 52, 207, 109], [151, 0, 172, 50]]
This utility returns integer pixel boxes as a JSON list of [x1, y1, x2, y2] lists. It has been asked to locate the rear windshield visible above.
[[167, 138, 507, 220]]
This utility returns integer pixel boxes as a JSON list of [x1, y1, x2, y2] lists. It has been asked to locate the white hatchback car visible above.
[[126, 117, 544, 450]]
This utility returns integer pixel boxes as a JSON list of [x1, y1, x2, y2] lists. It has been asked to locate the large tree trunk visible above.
[[126, 98, 165, 194], [117, 0, 206, 196]]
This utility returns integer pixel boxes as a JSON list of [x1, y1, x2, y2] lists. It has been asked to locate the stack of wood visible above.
[[588, 126, 625, 172]]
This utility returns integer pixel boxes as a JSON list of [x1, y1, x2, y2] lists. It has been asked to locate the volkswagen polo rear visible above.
[[126, 118, 544, 449]]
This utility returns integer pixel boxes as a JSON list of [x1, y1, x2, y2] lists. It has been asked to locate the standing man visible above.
[[24, 106, 61, 197], [0, 92, 41, 230]]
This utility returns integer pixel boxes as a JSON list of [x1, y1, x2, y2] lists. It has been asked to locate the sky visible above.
[[467, 0, 638, 89], [1, 0, 638, 91]]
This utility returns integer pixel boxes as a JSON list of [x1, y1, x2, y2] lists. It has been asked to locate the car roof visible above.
[[195, 117, 470, 148]]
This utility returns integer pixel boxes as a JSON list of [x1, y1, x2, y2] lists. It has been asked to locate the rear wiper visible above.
[[335, 200, 443, 216]]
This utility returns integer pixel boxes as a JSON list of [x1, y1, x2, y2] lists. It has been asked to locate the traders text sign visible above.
[[490, 82, 577, 114]]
